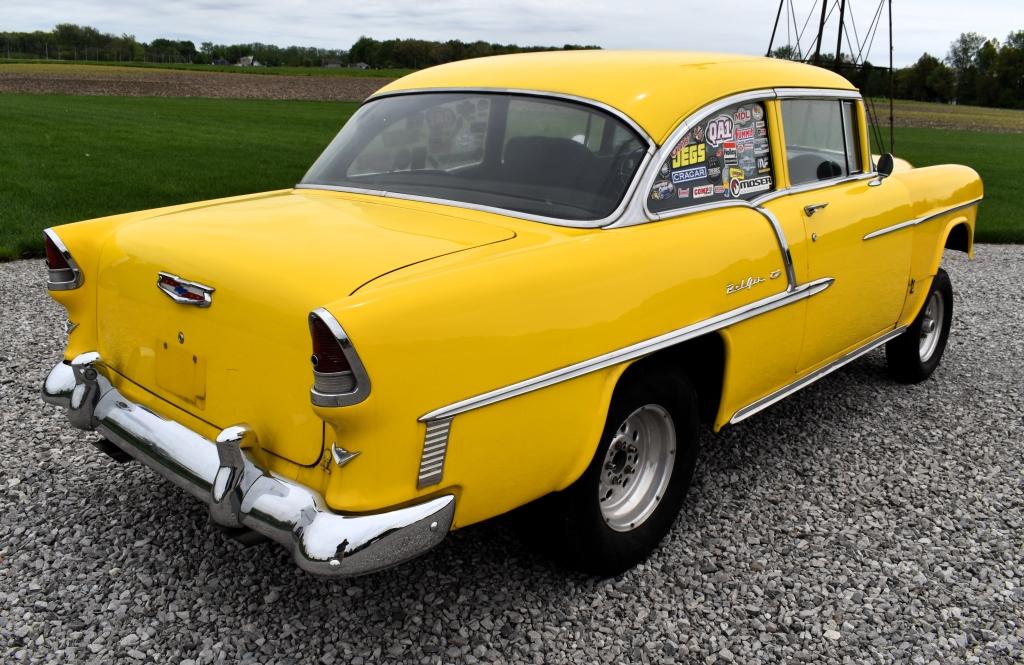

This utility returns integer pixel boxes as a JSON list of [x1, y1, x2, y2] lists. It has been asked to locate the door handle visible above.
[[804, 202, 829, 217]]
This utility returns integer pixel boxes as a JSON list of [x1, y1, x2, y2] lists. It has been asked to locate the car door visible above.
[[761, 97, 914, 372]]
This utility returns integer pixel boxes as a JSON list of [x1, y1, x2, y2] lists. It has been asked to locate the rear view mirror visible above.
[[869, 153, 894, 187]]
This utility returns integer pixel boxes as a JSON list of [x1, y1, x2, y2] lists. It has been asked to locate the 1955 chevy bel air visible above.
[[41, 51, 982, 577]]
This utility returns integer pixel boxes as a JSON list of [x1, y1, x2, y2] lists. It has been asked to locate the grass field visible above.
[[0, 93, 1020, 260], [0, 94, 355, 259], [874, 128, 1020, 244], [0, 59, 412, 78], [870, 98, 1024, 133]]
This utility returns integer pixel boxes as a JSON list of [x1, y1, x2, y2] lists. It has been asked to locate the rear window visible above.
[[301, 92, 648, 222]]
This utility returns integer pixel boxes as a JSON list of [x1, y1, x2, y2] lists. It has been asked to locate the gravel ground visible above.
[[0, 67, 391, 101], [1, 246, 1022, 664]]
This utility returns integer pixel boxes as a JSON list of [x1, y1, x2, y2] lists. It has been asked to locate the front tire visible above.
[[886, 268, 953, 384], [539, 370, 700, 576]]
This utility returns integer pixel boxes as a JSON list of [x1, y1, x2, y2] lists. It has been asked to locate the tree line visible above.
[[773, 29, 1024, 109], [0, 24, 596, 69]]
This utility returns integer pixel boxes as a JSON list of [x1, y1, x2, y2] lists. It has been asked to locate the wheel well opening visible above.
[[616, 333, 725, 425], [945, 223, 971, 253]]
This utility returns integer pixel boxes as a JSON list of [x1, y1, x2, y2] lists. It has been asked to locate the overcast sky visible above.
[[4, 1, 1020, 66]]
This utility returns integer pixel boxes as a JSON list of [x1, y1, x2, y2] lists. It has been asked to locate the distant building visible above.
[[237, 56, 262, 67], [350, 62, 370, 70], [323, 59, 343, 68]]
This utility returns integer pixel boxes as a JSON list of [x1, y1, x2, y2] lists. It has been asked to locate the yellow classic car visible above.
[[41, 51, 982, 577]]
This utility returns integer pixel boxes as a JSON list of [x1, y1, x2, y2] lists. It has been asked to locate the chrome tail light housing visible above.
[[43, 229, 83, 290], [308, 308, 371, 407]]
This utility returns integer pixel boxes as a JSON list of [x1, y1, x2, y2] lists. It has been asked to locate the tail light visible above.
[[43, 229, 83, 290], [308, 308, 371, 407]]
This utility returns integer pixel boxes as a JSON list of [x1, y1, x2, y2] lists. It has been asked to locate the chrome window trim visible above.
[[419, 276, 834, 422], [863, 198, 983, 241], [43, 228, 84, 290], [729, 325, 906, 424], [297, 87, 656, 230], [309, 307, 372, 407], [773, 87, 862, 100]]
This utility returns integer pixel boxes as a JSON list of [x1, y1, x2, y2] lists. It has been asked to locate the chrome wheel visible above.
[[918, 290, 945, 362], [598, 404, 676, 532]]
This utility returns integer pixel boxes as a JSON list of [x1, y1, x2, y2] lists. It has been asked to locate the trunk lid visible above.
[[95, 189, 514, 465]]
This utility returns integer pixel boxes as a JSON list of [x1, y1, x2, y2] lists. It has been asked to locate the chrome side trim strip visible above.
[[419, 277, 835, 422], [753, 206, 797, 290], [863, 198, 983, 241], [728, 325, 906, 424], [417, 418, 453, 489], [43, 228, 84, 291], [309, 307, 372, 407]]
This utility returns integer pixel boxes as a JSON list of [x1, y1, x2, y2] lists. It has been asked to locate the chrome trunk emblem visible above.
[[157, 272, 215, 307]]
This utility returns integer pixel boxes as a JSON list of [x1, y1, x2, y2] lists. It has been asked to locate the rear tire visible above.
[[886, 269, 953, 384], [538, 369, 700, 576]]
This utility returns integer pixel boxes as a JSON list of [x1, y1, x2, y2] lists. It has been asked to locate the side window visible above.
[[648, 101, 774, 214], [781, 99, 862, 185]]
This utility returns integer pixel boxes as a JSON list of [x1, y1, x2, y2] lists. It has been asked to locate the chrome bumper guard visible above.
[[42, 352, 455, 577]]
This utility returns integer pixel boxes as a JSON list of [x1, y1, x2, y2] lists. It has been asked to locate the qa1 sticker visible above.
[[705, 115, 734, 147]]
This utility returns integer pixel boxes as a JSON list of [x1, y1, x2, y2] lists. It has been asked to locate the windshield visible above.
[[299, 92, 648, 222]]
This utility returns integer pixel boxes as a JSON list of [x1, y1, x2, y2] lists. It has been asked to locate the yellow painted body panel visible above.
[[46, 52, 981, 532]]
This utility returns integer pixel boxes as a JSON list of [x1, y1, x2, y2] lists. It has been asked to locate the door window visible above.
[[648, 100, 774, 214], [781, 99, 863, 185]]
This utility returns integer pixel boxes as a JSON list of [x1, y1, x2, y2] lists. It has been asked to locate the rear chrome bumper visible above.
[[41, 352, 455, 577]]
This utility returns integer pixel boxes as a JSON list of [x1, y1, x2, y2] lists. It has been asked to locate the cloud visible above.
[[3, 0, 1018, 66]]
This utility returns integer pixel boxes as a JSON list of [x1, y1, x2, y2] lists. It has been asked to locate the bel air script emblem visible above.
[[157, 272, 215, 308]]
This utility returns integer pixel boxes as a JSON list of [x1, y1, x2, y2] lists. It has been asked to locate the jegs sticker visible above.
[[692, 184, 714, 198], [730, 175, 772, 197], [671, 143, 706, 169], [672, 166, 707, 184], [705, 115, 734, 147]]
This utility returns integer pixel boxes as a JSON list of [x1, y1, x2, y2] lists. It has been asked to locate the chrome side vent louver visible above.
[[417, 418, 452, 489]]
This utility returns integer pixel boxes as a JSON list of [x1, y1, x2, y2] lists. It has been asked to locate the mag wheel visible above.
[[539, 370, 700, 576]]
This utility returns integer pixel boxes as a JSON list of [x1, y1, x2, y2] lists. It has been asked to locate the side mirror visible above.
[[869, 153, 894, 187]]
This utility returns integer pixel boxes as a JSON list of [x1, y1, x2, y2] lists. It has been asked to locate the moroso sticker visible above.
[[752, 104, 764, 121], [756, 156, 770, 171], [734, 107, 752, 124], [672, 143, 706, 169], [735, 126, 755, 141], [730, 175, 772, 197], [705, 115, 734, 147], [692, 184, 714, 198], [676, 188, 689, 198], [672, 166, 707, 184], [651, 181, 675, 200]]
